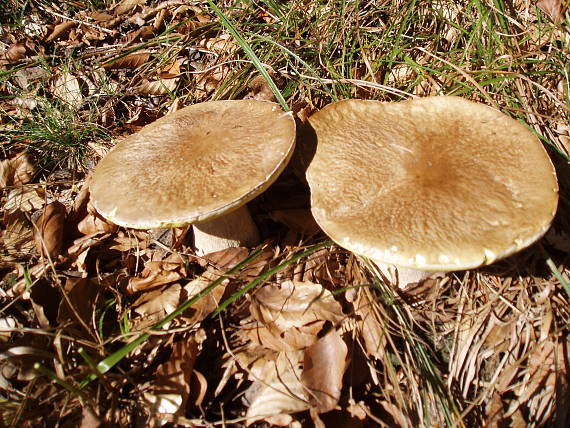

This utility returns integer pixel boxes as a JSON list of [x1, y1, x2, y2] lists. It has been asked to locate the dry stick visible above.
[[284, 73, 416, 99], [38, 8, 115, 35]]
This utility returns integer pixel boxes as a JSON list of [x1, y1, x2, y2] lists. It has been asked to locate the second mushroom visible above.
[[305, 96, 559, 286]]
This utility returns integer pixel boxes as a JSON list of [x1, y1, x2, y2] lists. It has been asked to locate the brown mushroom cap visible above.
[[90, 100, 296, 229], [306, 97, 559, 271]]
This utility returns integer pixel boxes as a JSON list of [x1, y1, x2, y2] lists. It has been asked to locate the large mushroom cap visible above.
[[306, 97, 559, 271], [91, 100, 296, 229]]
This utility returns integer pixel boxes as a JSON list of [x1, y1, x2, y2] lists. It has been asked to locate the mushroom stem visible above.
[[192, 205, 260, 255], [372, 260, 442, 289]]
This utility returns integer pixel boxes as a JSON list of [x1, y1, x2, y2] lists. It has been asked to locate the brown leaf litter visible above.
[[1, 0, 569, 426]]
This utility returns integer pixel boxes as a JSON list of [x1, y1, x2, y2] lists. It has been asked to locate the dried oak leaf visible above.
[[103, 52, 150, 70], [195, 65, 230, 96], [0, 317, 18, 342], [51, 71, 83, 109], [180, 272, 228, 326], [158, 60, 181, 79], [201, 36, 238, 54], [143, 338, 201, 419], [77, 209, 117, 235], [45, 20, 76, 42], [128, 259, 186, 293], [350, 287, 387, 359], [2, 210, 35, 256], [537, 0, 563, 23], [6, 262, 47, 298], [200, 246, 273, 283], [245, 350, 309, 426], [57, 278, 101, 339], [302, 330, 348, 414], [114, 0, 146, 16], [33, 201, 66, 260], [109, 230, 150, 252], [136, 78, 178, 96], [0, 151, 35, 191], [5, 43, 27, 63], [132, 283, 181, 330], [80, 406, 102, 428], [3, 187, 45, 213], [248, 280, 344, 351], [67, 231, 110, 258]]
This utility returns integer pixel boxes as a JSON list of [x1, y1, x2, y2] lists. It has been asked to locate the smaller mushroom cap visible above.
[[90, 100, 296, 229], [306, 97, 559, 271]]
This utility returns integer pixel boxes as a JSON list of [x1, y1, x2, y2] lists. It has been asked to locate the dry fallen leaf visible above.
[[3, 187, 45, 213], [245, 74, 276, 102], [33, 201, 66, 260], [158, 60, 181, 79], [247, 280, 344, 351], [537, 0, 563, 23], [80, 406, 102, 428], [128, 259, 186, 293], [10, 151, 35, 186], [0, 317, 18, 342], [57, 278, 101, 339], [301, 329, 347, 413], [0, 151, 35, 191], [245, 350, 309, 426], [45, 20, 76, 42], [143, 338, 200, 420], [136, 78, 178, 95], [5, 43, 27, 62], [181, 273, 228, 326], [195, 65, 229, 96], [202, 36, 238, 54], [103, 52, 150, 70], [351, 287, 387, 359], [67, 231, 110, 259], [2, 210, 35, 257], [51, 71, 83, 109], [77, 209, 117, 235], [132, 283, 181, 330], [114, 0, 146, 16]]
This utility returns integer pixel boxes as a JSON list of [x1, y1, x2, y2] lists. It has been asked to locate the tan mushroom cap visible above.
[[306, 97, 559, 271], [90, 100, 296, 229]]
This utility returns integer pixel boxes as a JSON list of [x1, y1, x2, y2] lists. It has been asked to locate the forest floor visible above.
[[1, 0, 569, 427]]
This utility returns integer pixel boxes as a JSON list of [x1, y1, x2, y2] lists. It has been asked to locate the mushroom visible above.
[[90, 99, 296, 255], [305, 96, 559, 286]]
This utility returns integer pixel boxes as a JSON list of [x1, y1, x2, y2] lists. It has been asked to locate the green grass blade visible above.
[[246, 32, 337, 100], [80, 247, 263, 387], [206, 0, 289, 111], [546, 257, 570, 298], [34, 363, 87, 401]]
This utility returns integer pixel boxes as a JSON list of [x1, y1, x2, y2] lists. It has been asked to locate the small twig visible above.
[[38, 8, 115, 35], [284, 72, 416, 99]]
